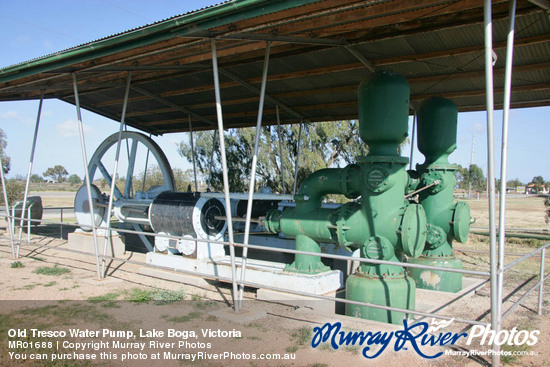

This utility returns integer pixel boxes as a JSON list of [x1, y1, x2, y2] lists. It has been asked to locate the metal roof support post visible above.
[[238, 42, 271, 311], [188, 115, 198, 192], [72, 73, 102, 281], [292, 121, 304, 196], [484, 2, 501, 366], [409, 109, 416, 170], [276, 105, 286, 194], [211, 39, 238, 311], [16, 92, 43, 257], [497, 0, 517, 326], [0, 152, 15, 257], [102, 72, 132, 277]]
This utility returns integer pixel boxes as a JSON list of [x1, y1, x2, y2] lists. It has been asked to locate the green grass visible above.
[[10, 261, 24, 268], [87, 292, 120, 303], [124, 288, 185, 305], [33, 265, 71, 276], [43, 281, 56, 287]]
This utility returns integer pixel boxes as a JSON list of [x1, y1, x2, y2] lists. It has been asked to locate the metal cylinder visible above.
[[149, 191, 227, 239], [358, 71, 410, 156], [417, 96, 458, 164]]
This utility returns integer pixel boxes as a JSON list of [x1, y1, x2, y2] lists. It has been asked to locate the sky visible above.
[[0, 0, 549, 185]]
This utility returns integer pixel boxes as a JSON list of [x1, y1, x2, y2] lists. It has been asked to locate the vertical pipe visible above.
[[539, 247, 546, 315], [497, 0, 517, 325], [211, 39, 238, 311], [292, 121, 303, 196], [0, 149, 15, 257], [17, 93, 43, 257], [276, 105, 286, 194], [484, 3, 500, 366], [409, 110, 416, 170], [188, 115, 199, 192], [73, 73, 102, 280], [102, 72, 132, 277], [27, 204, 31, 244], [238, 42, 271, 310]]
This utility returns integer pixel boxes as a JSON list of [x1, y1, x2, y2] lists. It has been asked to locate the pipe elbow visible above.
[[296, 165, 361, 211]]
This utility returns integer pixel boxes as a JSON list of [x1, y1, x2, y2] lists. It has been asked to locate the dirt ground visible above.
[[0, 193, 549, 366]]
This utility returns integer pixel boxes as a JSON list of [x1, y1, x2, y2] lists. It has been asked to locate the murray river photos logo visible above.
[[311, 319, 539, 359]]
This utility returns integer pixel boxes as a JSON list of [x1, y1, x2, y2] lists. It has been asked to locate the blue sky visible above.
[[0, 1, 548, 184]]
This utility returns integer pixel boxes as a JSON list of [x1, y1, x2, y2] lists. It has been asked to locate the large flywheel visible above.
[[75, 131, 175, 251]]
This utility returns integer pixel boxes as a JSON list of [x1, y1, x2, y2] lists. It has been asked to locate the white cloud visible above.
[[0, 110, 33, 125], [56, 119, 93, 137], [472, 122, 485, 133]]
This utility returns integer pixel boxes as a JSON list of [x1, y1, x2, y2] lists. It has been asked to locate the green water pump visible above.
[[406, 96, 471, 292], [265, 71, 428, 324]]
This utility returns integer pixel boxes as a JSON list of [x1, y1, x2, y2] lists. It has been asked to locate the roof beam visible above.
[[130, 85, 216, 127]]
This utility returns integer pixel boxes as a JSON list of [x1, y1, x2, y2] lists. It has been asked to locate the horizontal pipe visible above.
[[471, 230, 550, 241], [503, 242, 550, 271], [502, 270, 550, 320]]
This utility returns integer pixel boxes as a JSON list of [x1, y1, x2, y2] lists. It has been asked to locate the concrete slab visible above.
[[210, 307, 267, 324], [415, 277, 487, 316], [146, 252, 343, 294], [68, 231, 125, 257]]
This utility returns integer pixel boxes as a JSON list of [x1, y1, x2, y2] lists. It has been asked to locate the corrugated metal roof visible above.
[[0, 0, 548, 134]]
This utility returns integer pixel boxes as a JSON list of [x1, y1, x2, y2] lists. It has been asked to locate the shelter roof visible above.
[[0, 0, 549, 134]]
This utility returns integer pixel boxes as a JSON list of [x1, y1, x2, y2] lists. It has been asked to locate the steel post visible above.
[[102, 72, 132, 277], [497, 0, 517, 325], [211, 39, 238, 311], [188, 115, 198, 192], [72, 73, 102, 280], [409, 110, 416, 170], [484, 2, 500, 366], [17, 93, 43, 257], [238, 42, 271, 310], [292, 121, 303, 196], [276, 105, 286, 194], [0, 148, 15, 257], [539, 247, 546, 315]]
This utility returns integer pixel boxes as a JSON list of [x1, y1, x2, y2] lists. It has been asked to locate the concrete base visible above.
[[414, 277, 487, 316], [256, 288, 339, 315], [145, 252, 342, 294], [68, 231, 125, 257]]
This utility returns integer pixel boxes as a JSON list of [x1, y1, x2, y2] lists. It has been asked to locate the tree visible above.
[[0, 128, 10, 174], [178, 121, 365, 193], [133, 165, 193, 193], [530, 176, 545, 192], [507, 178, 523, 188], [30, 174, 44, 183], [67, 174, 82, 185], [43, 165, 68, 183], [456, 164, 486, 192]]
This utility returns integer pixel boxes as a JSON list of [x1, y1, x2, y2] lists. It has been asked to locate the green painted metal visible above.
[[0, 0, 321, 83], [407, 96, 471, 293], [265, 71, 427, 323], [346, 273, 415, 325]]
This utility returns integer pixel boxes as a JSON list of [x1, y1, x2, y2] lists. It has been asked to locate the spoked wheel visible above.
[[76, 131, 175, 251]]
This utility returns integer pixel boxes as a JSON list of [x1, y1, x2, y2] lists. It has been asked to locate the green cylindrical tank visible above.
[[407, 96, 470, 293], [358, 71, 410, 156], [416, 96, 458, 165]]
